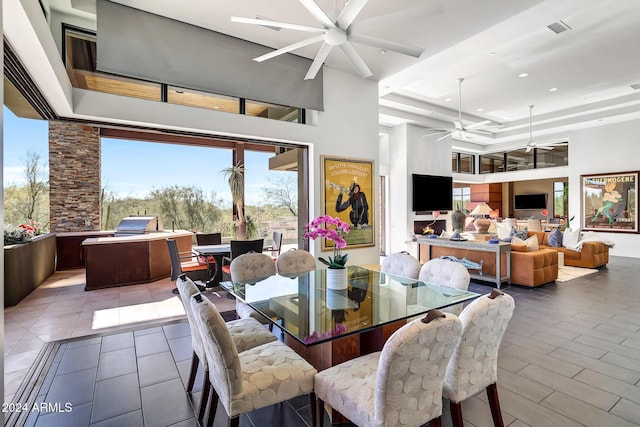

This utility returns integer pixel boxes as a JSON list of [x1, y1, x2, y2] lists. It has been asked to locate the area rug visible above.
[[556, 266, 598, 283]]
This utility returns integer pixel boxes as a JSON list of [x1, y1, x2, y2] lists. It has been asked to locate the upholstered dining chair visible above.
[[380, 251, 420, 279], [276, 249, 316, 276], [221, 239, 264, 281], [443, 289, 515, 427], [190, 293, 317, 427], [230, 252, 278, 330], [167, 238, 213, 294], [175, 274, 277, 421], [419, 258, 471, 315], [314, 310, 462, 427]]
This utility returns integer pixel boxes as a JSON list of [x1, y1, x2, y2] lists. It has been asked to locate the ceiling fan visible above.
[[422, 78, 499, 141], [231, 0, 425, 80], [525, 105, 554, 152]]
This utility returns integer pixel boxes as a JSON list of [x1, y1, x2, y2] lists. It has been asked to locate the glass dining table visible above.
[[221, 265, 479, 364]]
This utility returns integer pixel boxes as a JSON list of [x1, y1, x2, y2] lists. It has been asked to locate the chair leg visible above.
[[487, 383, 505, 427], [206, 385, 219, 427], [430, 416, 442, 427], [316, 397, 324, 427], [198, 370, 210, 422], [309, 392, 317, 427], [186, 352, 199, 393], [449, 400, 463, 427]]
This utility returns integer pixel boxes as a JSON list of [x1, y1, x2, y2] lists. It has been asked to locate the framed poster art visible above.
[[321, 156, 375, 250], [582, 171, 638, 233]]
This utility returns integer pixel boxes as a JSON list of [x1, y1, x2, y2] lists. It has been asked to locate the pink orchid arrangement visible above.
[[303, 215, 350, 268], [303, 323, 347, 344]]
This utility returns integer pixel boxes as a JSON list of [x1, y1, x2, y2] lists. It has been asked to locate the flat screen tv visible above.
[[412, 174, 453, 212], [514, 193, 547, 209]]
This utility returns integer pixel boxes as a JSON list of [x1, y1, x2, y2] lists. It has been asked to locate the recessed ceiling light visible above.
[[445, 98, 452, 102], [490, 52, 496, 55], [214, 106, 220, 109], [175, 90, 184, 94], [549, 87, 558, 92], [476, 108, 484, 112], [518, 73, 529, 78], [380, 49, 387, 54]]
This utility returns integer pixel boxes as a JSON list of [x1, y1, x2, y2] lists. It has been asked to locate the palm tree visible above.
[[221, 163, 246, 239]]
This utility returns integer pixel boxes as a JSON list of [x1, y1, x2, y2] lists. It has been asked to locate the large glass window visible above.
[[245, 99, 302, 122], [479, 153, 505, 174], [452, 152, 474, 174], [506, 149, 533, 171], [536, 143, 568, 168], [167, 87, 239, 113], [64, 26, 162, 101]]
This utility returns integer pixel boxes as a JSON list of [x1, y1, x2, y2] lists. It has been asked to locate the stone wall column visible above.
[[49, 122, 101, 232]]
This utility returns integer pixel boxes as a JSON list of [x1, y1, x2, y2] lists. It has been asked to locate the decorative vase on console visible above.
[[303, 214, 350, 290], [450, 205, 466, 240]]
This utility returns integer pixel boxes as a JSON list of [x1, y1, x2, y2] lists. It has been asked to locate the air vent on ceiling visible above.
[[547, 20, 571, 34], [631, 83, 640, 90]]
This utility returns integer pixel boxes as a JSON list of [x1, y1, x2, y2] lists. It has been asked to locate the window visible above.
[[536, 143, 568, 169], [452, 152, 474, 174], [452, 185, 471, 212], [553, 181, 567, 218], [62, 25, 306, 123], [63, 26, 162, 101], [479, 153, 505, 174], [506, 149, 533, 171]]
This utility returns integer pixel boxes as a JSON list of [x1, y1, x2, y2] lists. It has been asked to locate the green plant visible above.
[[4, 220, 47, 245]]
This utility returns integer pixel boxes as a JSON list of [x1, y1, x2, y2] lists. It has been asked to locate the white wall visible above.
[[568, 120, 640, 257]]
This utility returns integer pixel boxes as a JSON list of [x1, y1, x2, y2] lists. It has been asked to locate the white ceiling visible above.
[[51, 0, 640, 148]]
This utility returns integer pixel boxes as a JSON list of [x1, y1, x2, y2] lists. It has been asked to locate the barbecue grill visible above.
[[114, 215, 162, 237]]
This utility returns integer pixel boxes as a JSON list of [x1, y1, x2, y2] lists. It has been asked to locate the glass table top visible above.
[[221, 265, 479, 346]]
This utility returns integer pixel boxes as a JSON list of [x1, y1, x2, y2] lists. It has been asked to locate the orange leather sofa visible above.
[[527, 231, 609, 269]]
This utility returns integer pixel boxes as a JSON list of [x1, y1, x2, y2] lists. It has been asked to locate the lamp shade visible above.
[[470, 203, 492, 217]]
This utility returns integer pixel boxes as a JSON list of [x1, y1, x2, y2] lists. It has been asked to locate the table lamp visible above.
[[470, 203, 493, 233]]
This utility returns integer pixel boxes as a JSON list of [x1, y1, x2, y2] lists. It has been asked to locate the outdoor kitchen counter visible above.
[[82, 230, 193, 290]]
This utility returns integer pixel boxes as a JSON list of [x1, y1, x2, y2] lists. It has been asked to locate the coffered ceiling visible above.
[[45, 0, 640, 148]]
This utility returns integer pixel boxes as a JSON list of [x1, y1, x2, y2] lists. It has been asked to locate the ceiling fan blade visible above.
[[465, 120, 494, 130], [305, 42, 333, 80], [437, 133, 452, 141], [231, 16, 325, 33], [299, 0, 336, 28], [337, 0, 368, 29], [348, 33, 424, 58], [421, 130, 450, 138], [339, 42, 372, 78], [254, 34, 325, 62]]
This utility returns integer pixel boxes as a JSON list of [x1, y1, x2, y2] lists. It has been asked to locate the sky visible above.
[[2, 106, 293, 207]]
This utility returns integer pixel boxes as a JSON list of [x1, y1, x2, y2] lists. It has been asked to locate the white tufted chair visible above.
[[175, 275, 277, 421], [380, 251, 420, 279], [190, 293, 317, 427], [419, 258, 471, 315], [443, 290, 515, 427], [314, 311, 462, 427], [276, 249, 317, 276], [230, 252, 278, 329]]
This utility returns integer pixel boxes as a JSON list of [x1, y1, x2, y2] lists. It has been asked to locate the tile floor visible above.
[[5, 256, 640, 426], [4, 269, 235, 404]]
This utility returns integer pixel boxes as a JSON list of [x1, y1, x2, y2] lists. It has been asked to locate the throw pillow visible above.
[[511, 226, 528, 241], [510, 243, 528, 252], [496, 222, 512, 240], [512, 235, 539, 251], [563, 228, 581, 249], [547, 227, 563, 247]]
